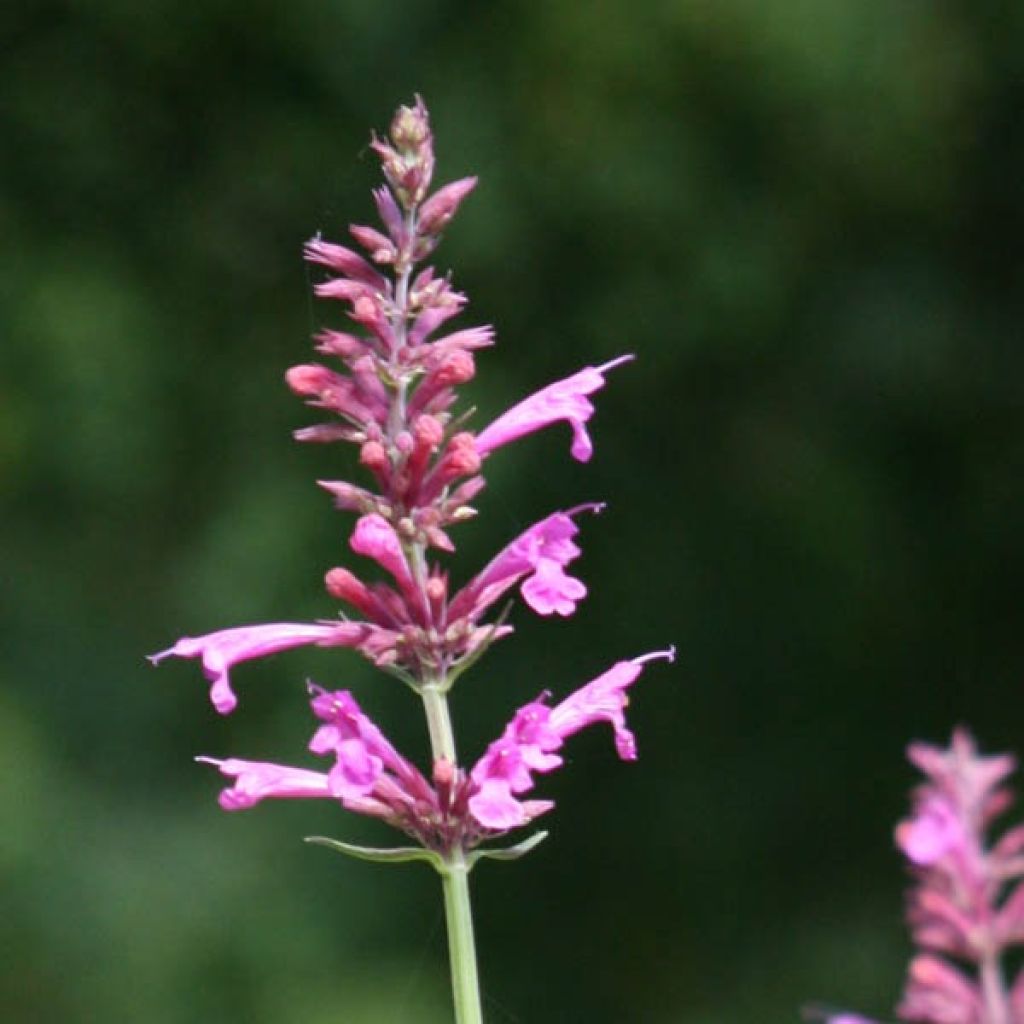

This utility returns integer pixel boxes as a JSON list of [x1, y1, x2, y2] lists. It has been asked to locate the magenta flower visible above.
[[474, 355, 634, 463], [448, 504, 602, 621], [468, 649, 676, 829], [149, 622, 367, 714]]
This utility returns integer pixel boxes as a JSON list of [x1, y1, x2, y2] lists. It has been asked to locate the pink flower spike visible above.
[[549, 647, 676, 760], [149, 622, 365, 714], [197, 757, 332, 810], [474, 355, 634, 463]]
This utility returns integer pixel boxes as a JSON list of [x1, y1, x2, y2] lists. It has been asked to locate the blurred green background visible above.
[[3, 1, 1023, 1021]]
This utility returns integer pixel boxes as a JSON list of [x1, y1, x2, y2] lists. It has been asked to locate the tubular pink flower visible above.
[[548, 648, 676, 759], [448, 504, 603, 621], [197, 757, 333, 810], [149, 622, 366, 714], [473, 355, 634, 463], [468, 648, 675, 829], [308, 687, 432, 803]]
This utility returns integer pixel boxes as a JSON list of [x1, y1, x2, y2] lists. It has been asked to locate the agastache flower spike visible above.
[[155, 97, 670, 1024]]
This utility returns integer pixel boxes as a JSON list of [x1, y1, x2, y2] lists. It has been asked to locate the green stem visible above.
[[421, 683, 485, 1024], [441, 851, 483, 1024]]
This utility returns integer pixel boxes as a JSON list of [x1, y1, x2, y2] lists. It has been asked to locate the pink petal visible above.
[[448, 504, 602, 622], [468, 778, 528, 830]]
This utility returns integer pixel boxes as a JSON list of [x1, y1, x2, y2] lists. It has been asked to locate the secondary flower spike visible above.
[[810, 728, 1024, 1024]]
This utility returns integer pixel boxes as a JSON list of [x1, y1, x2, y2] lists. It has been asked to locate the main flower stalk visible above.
[[152, 96, 672, 1024]]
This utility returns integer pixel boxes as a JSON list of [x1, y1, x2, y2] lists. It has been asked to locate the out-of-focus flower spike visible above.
[[474, 355, 634, 463]]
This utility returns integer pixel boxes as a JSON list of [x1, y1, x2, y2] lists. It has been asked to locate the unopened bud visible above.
[[359, 440, 389, 473], [418, 177, 478, 236], [325, 567, 364, 602], [433, 757, 454, 788], [413, 414, 444, 448], [349, 224, 396, 264], [285, 364, 336, 396], [425, 576, 446, 603]]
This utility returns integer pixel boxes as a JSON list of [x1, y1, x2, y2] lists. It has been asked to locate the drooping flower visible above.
[[474, 355, 634, 463], [149, 622, 367, 714]]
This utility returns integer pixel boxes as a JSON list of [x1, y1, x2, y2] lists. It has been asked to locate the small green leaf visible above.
[[305, 836, 444, 871], [466, 830, 549, 869]]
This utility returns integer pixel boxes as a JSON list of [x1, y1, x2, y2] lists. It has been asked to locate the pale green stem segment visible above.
[[441, 851, 484, 1024], [421, 682, 485, 1024]]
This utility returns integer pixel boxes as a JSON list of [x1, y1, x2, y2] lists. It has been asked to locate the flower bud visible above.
[[286, 364, 337, 397], [418, 177, 478, 236]]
